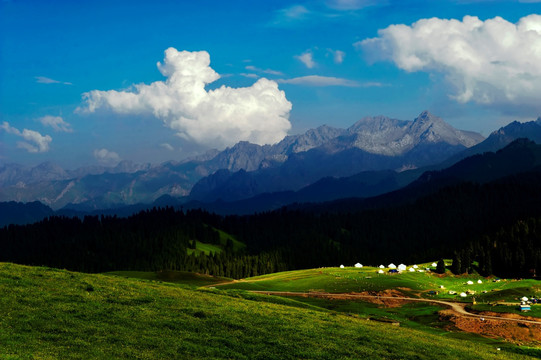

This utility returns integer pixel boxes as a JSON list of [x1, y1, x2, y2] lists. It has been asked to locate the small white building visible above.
[[340, 265, 345, 268], [398, 264, 407, 271], [521, 296, 529, 302], [431, 262, 438, 267], [354, 263, 363, 268], [467, 280, 474, 285], [460, 292, 467, 297], [388, 263, 397, 269], [413, 265, 419, 269], [408, 267, 416, 272], [379, 265, 385, 269], [477, 280, 482, 284], [378, 269, 384, 274]]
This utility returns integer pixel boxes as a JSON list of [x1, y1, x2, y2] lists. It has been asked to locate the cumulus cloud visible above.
[[1, 121, 52, 153], [278, 75, 360, 87], [295, 50, 316, 68], [39, 115, 73, 132], [93, 148, 121, 166], [356, 15, 541, 108], [35, 76, 72, 85], [79, 48, 292, 148]]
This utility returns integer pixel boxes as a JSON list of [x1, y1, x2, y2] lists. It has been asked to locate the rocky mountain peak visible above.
[[413, 110, 441, 124], [348, 115, 404, 134]]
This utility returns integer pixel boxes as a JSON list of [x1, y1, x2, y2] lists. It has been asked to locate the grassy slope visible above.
[[216, 228, 246, 252], [105, 270, 232, 287], [0, 263, 533, 359], [219, 266, 541, 303], [186, 240, 223, 256], [186, 229, 245, 256]]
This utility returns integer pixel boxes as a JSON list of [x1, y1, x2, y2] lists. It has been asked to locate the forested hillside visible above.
[[2, 169, 541, 279]]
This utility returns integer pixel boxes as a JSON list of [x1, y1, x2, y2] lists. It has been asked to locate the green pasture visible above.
[[185, 230, 245, 256], [0, 262, 536, 359], [216, 228, 246, 252], [471, 303, 541, 317], [106, 270, 231, 288], [186, 240, 223, 256], [219, 265, 541, 303]]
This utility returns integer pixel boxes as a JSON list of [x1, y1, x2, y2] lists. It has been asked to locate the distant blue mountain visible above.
[[189, 111, 483, 203]]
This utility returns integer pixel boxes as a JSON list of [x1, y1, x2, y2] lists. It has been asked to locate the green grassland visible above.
[[186, 229, 246, 256], [186, 240, 223, 256], [470, 304, 541, 318], [216, 228, 246, 252], [218, 265, 541, 303], [106, 270, 232, 288], [0, 262, 536, 359]]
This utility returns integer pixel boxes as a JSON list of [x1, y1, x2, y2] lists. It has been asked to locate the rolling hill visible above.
[[0, 262, 535, 359]]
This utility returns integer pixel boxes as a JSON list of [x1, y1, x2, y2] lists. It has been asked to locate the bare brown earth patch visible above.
[[350, 289, 411, 308], [440, 309, 541, 345]]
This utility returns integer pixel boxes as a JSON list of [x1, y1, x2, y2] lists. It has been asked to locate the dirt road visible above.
[[250, 290, 541, 325]]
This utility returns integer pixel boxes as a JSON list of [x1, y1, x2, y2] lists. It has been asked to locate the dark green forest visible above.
[[2, 174, 541, 279]]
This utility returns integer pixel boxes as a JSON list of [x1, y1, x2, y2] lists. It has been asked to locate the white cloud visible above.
[[278, 75, 360, 87], [79, 48, 292, 148], [35, 76, 72, 85], [329, 49, 345, 64], [93, 148, 121, 165], [295, 50, 316, 68], [326, 0, 382, 10], [39, 115, 73, 132], [240, 73, 259, 79], [245, 65, 284, 76], [357, 15, 541, 108], [161, 143, 174, 151], [271, 5, 311, 25], [1, 121, 52, 153]]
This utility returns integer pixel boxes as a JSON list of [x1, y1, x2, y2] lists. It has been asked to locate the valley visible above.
[[4, 2, 541, 359]]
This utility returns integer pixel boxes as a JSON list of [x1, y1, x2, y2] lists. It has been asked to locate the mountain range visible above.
[[2, 111, 541, 215]]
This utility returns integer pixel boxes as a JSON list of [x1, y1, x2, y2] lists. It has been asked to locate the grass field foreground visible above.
[[0, 262, 535, 359]]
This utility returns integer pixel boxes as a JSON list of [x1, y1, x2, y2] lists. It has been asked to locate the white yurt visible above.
[[460, 292, 467, 297], [340, 265, 345, 268], [413, 265, 419, 269], [398, 264, 407, 271], [388, 263, 397, 269], [379, 265, 385, 269], [477, 280, 482, 284], [354, 263, 363, 268], [409, 267, 415, 272], [467, 280, 474, 285], [431, 262, 437, 267], [378, 269, 384, 274]]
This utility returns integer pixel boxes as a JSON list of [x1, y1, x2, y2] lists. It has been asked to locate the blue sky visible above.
[[1, 0, 541, 168]]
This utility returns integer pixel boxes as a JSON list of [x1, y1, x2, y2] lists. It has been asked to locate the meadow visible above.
[[1, 262, 538, 359], [218, 264, 541, 304]]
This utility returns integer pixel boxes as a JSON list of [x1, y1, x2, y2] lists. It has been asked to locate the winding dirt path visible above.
[[250, 290, 541, 325]]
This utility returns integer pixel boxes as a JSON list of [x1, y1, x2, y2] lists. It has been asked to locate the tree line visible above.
[[1, 175, 541, 279]]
